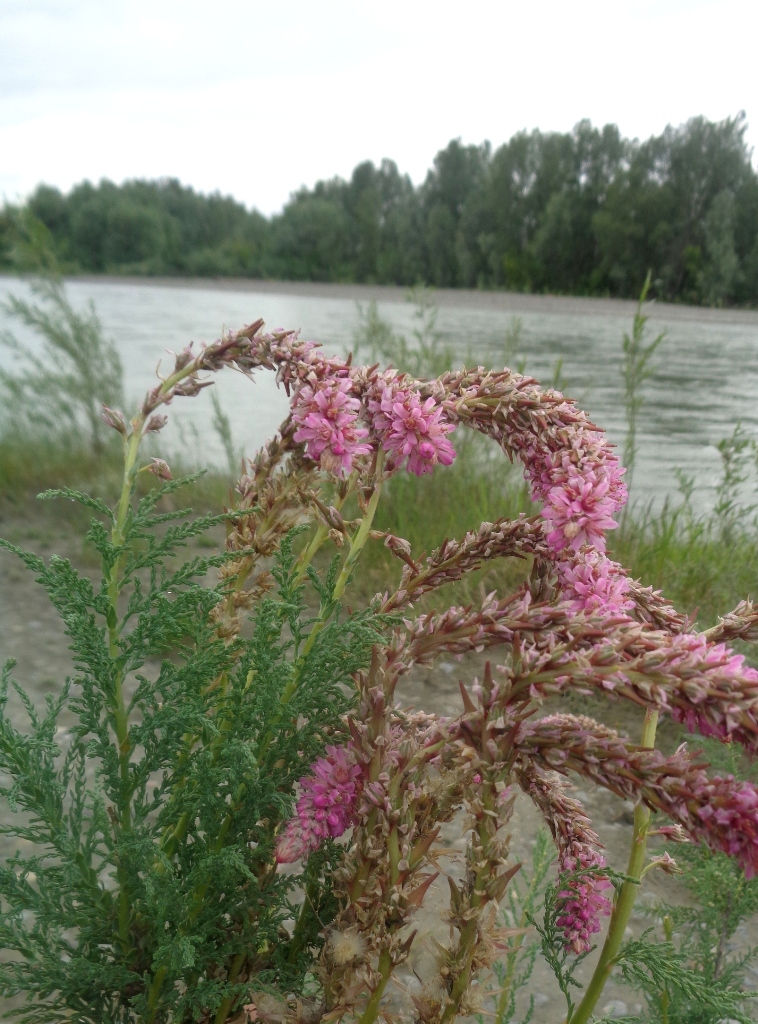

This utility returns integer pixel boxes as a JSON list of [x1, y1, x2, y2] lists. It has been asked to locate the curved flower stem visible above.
[[569, 708, 659, 1024]]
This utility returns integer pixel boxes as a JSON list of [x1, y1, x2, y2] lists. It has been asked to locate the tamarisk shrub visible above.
[[2, 320, 758, 1024]]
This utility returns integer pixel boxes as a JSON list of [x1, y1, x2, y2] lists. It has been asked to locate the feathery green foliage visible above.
[[0, 478, 391, 1022]]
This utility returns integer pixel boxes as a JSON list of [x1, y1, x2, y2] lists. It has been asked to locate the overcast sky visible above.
[[1, 0, 756, 215]]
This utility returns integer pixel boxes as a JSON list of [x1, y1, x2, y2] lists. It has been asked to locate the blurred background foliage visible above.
[[2, 114, 758, 306]]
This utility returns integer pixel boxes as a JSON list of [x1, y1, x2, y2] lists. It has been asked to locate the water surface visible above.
[[2, 277, 757, 511]]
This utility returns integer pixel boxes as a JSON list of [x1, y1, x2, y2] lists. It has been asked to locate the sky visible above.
[[1, 0, 757, 216]]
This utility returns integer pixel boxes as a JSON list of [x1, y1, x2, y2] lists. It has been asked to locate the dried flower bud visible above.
[[147, 458, 172, 481], [144, 414, 168, 434], [238, 318, 265, 340], [174, 378, 213, 398], [101, 405, 127, 436], [651, 824, 689, 843], [647, 851, 681, 875], [141, 384, 163, 416], [247, 994, 288, 1022], [172, 343, 194, 372]]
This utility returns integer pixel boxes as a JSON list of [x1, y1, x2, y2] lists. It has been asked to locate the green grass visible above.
[[372, 432, 532, 549], [354, 431, 535, 603], [0, 434, 236, 518], [2, 427, 757, 633], [367, 440, 758, 629], [611, 502, 758, 629]]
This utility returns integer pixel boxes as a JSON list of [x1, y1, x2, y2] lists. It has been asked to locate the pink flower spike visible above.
[[291, 378, 372, 478], [556, 851, 613, 954], [557, 549, 633, 618], [276, 745, 363, 864]]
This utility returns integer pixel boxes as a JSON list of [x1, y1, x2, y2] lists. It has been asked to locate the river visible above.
[[2, 275, 758, 511]]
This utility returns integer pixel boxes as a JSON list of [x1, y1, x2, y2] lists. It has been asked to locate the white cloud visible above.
[[1, 0, 755, 213]]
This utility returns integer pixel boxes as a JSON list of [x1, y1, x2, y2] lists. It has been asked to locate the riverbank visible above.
[[39, 274, 758, 326]]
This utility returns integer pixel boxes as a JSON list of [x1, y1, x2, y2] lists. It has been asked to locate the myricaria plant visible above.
[[2, 318, 758, 1024]]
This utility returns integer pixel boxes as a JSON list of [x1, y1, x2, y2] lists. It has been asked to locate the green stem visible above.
[[287, 878, 320, 965], [146, 965, 167, 1022], [100, 349, 251, 965], [331, 452, 384, 604], [661, 914, 673, 1024], [569, 708, 659, 1024], [213, 952, 246, 1024], [257, 455, 386, 763], [108, 430, 143, 951], [293, 480, 355, 585], [358, 949, 393, 1024], [106, 356, 206, 952]]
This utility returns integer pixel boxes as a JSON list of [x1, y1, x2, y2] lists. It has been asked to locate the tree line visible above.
[[2, 113, 757, 306]]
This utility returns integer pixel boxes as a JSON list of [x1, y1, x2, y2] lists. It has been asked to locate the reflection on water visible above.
[[1, 277, 757, 510]]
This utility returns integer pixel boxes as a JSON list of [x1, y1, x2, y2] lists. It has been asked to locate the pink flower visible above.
[[292, 378, 372, 478], [659, 633, 758, 746], [540, 463, 624, 553], [368, 381, 455, 476], [556, 850, 613, 954], [557, 549, 633, 617], [276, 745, 363, 864], [520, 439, 626, 556], [688, 775, 758, 877]]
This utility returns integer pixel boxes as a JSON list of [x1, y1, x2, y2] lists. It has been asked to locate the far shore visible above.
[[3, 273, 758, 327]]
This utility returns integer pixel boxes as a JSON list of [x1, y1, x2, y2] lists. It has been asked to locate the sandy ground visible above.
[[52, 275, 758, 328], [1, 506, 757, 1021]]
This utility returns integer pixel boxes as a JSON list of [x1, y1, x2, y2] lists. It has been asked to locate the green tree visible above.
[[699, 188, 740, 305], [271, 190, 350, 280], [7, 114, 758, 304]]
